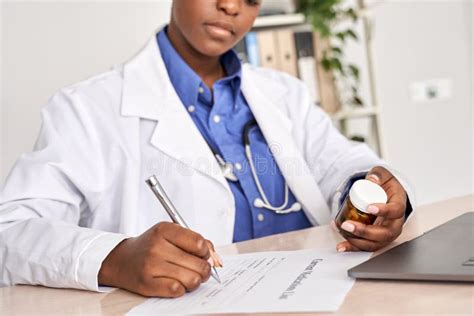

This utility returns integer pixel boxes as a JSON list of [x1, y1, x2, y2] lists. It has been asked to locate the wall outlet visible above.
[[409, 78, 453, 103]]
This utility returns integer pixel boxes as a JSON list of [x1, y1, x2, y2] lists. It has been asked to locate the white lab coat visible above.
[[0, 35, 409, 291]]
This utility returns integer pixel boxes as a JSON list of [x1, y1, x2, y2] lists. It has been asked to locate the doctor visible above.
[[0, 0, 412, 298]]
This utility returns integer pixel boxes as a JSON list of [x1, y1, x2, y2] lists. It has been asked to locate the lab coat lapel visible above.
[[121, 37, 229, 190], [241, 67, 331, 225]]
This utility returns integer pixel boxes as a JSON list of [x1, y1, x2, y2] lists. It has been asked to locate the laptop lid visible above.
[[348, 212, 474, 282]]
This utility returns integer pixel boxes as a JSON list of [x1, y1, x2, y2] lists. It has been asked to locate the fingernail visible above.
[[367, 205, 379, 215], [367, 174, 380, 184], [215, 252, 224, 267], [171, 282, 181, 292], [341, 222, 355, 233], [337, 247, 346, 252]]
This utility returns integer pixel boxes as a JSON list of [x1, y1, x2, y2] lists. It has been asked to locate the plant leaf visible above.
[[330, 58, 344, 74], [353, 95, 364, 106], [345, 29, 358, 41], [331, 46, 343, 55], [321, 57, 332, 71], [335, 32, 346, 42], [348, 64, 360, 81]]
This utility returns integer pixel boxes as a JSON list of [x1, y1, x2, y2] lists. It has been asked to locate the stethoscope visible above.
[[213, 119, 302, 214]]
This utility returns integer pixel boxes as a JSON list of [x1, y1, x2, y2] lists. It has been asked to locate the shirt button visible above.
[[198, 87, 205, 94], [213, 115, 221, 123], [234, 162, 242, 171], [257, 213, 265, 222], [187, 105, 195, 113]]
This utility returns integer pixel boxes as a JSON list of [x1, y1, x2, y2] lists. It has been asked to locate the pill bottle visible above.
[[335, 179, 388, 239]]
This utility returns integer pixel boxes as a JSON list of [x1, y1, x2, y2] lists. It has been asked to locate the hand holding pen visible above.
[[97, 176, 223, 298], [146, 175, 223, 282]]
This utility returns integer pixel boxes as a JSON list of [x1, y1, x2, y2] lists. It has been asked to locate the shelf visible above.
[[330, 107, 378, 121], [253, 13, 306, 28]]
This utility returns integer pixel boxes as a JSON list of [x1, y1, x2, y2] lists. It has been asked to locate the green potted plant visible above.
[[298, 0, 364, 108]]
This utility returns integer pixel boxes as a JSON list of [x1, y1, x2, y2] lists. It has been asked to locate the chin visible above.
[[197, 41, 235, 57]]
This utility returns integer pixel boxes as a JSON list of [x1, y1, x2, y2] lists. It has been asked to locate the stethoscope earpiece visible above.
[[215, 154, 238, 182], [290, 202, 302, 212], [254, 199, 302, 214]]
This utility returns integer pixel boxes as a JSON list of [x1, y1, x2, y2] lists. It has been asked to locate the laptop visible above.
[[348, 212, 474, 282]]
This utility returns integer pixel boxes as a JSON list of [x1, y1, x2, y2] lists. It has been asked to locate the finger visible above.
[[156, 223, 210, 259], [383, 180, 407, 204], [373, 215, 385, 226], [366, 166, 394, 186], [377, 173, 407, 205], [206, 240, 216, 253], [139, 276, 186, 298], [339, 220, 403, 243], [366, 173, 381, 185], [336, 240, 362, 252], [165, 242, 212, 282], [343, 237, 386, 252], [364, 169, 406, 219], [206, 240, 224, 268], [150, 261, 204, 292], [365, 201, 406, 219]]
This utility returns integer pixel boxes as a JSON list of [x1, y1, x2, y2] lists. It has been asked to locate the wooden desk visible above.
[[1, 195, 473, 315]]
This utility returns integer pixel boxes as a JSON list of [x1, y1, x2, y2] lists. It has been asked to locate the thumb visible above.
[[365, 171, 381, 185], [366, 166, 393, 185], [206, 239, 216, 253]]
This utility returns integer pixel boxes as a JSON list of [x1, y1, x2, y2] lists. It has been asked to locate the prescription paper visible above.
[[127, 248, 371, 314]]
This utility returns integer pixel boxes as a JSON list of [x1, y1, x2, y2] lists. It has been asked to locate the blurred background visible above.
[[1, 0, 472, 206]]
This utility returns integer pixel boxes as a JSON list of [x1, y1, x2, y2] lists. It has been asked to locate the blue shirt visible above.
[[157, 28, 312, 242]]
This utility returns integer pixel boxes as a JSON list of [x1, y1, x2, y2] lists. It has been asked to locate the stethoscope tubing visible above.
[[242, 119, 300, 214], [208, 118, 301, 214]]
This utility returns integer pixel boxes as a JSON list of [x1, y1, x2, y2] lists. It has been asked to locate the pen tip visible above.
[[212, 267, 221, 284]]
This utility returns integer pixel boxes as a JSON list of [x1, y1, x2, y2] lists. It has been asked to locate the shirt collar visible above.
[[157, 27, 242, 109]]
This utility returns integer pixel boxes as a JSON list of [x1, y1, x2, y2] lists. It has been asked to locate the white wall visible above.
[[369, 0, 473, 205], [0, 3, 3, 179], [1, 1, 172, 180], [471, 2, 474, 192]]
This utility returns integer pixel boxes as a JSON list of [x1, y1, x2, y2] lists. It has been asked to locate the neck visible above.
[[167, 23, 225, 89]]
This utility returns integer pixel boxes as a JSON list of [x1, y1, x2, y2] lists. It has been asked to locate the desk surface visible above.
[[1, 195, 473, 315]]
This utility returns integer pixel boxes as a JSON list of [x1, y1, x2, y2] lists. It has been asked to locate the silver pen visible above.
[[145, 175, 222, 284]]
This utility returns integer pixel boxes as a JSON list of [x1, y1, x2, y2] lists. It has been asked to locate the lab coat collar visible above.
[[241, 67, 291, 131], [121, 35, 175, 120], [121, 35, 230, 191]]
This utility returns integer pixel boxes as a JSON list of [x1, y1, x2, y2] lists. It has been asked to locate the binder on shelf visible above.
[[313, 32, 341, 114], [248, 8, 381, 156], [257, 30, 279, 70], [233, 39, 249, 64], [294, 30, 320, 103], [245, 32, 260, 66], [275, 29, 298, 77]]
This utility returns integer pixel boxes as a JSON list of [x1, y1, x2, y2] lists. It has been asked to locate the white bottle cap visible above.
[[349, 179, 388, 213]]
